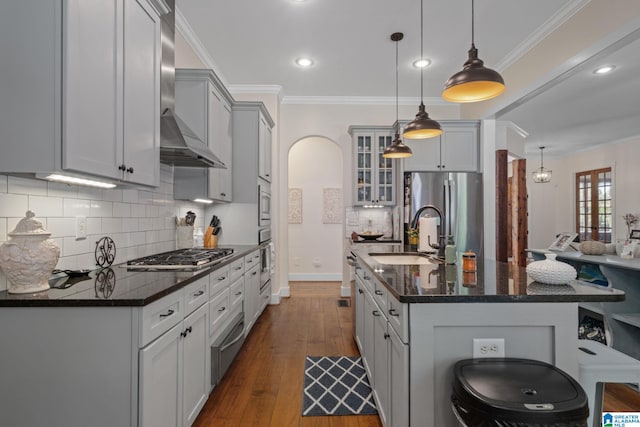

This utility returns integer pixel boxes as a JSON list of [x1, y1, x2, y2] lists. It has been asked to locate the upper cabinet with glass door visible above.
[[349, 126, 396, 206]]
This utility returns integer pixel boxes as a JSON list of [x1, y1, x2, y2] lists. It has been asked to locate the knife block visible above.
[[204, 229, 217, 248]]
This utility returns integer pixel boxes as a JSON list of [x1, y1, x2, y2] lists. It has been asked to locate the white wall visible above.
[[288, 136, 343, 280], [527, 136, 640, 249], [0, 165, 207, 292]]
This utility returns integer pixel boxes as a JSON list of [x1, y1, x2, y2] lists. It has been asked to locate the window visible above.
[[575, 167, 612, 242]]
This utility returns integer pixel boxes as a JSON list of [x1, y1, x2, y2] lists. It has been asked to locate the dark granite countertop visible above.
[[354, 247, 625, 303], [0, 245, 259, 307]]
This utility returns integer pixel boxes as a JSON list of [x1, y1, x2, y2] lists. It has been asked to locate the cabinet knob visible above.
[[180, 331, 187, 338], [358, 289, 363, 294], [118, 164, 126, 171], [441, 165, 445, 169], [364, 275, 371, 280], [384, 333, 390, 339], [252, 271, 257, 276], [221, 193, 226, 197], [126, 167, 134, 174]]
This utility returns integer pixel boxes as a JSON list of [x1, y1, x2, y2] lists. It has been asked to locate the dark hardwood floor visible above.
[[192, 281, 640, 426], [193, 282, 382, 427]]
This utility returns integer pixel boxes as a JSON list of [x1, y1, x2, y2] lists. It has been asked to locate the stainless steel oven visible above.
[[259, 183, 271, 226], [260, 242, 271, 292], [211, 311, 245, 387]]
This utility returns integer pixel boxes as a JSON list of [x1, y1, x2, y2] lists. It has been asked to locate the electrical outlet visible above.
[[473, 338, 505, 358], [75, 216, 87, 240]]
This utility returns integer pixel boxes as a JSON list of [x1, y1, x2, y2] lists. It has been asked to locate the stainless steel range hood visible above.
[[159, 0, 225, 169]]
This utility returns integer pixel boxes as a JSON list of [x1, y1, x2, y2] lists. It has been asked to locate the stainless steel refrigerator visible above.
[[404, 172, 484, 259]]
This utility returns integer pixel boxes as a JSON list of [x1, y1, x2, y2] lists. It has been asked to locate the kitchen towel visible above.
[[418, 217, 438, 253]]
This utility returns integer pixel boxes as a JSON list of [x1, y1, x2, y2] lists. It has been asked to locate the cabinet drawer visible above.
[[387, 297, 409, 343], [140, 290, 184, 347], [372, 280, 388, 314], [209, 265, 230, 298], [184, 276, 209, 316], [259, 282, 271, 313], [209, 289, 230, 337], [244, 250, 260, 270], [228, 258, 244, 283], [229, 277, 244, 310]]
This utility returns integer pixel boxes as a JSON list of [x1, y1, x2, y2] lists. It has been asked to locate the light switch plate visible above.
[[75, 216, 87, 240]]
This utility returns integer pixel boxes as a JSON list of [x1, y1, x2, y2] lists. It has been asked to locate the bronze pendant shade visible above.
[[402, 0, 442, 140], [442, 0, 505, 103], [384, 32, 413, 158]]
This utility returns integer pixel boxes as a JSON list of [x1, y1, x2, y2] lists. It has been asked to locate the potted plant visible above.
[[407, 227, 419, 248]]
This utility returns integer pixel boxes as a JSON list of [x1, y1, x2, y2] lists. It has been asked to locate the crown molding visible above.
[[280, 96, 450, 106], [497, 121, 529, 139], [495, 0, 591, 71], [175, 6, 229, 87], [228, 84, 283, 98]]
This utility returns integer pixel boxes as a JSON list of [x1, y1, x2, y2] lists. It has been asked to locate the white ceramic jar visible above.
[[0, 211, 60, 294], [526, 253, 577, 285]]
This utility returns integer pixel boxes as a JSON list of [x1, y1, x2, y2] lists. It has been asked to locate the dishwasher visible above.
[[211, 311, 245, 387]]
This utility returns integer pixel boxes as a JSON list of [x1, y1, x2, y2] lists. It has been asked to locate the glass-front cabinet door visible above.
[[350, 127, 396, 206]]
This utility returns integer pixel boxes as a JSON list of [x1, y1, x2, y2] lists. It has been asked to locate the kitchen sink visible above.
[[369, 253, 439, 265]]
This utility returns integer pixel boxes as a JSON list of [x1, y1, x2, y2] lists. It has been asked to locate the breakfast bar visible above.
[[351, 247, 624, 427]]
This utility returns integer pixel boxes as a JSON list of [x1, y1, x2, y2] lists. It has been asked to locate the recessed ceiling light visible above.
[[593, 65, 615, 75], [295, 57, 314, 68], [413, 58, 431, 68]]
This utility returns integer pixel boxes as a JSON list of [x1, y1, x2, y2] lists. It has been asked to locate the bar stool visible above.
[[578, 339, 640, 427]]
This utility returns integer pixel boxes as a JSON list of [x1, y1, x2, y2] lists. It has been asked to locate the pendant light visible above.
[[532, 146, 552, 183], [384, 32, 413, 158], [442, 0, 505, 103], [403, 0, 442, 140]]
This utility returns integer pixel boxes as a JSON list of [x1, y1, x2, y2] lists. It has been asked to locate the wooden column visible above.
[[511, 159, 528, 266], [495, 150, 509, 262]]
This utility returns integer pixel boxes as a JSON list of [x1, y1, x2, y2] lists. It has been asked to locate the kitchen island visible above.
[[352, 248, 624, 427], [0, 244, 263, 427]]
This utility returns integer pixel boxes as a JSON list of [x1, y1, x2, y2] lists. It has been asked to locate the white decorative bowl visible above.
[[526, 253, 577, 285]]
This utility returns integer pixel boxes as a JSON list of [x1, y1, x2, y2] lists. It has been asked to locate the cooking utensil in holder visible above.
[[176, 225, 194, 249]]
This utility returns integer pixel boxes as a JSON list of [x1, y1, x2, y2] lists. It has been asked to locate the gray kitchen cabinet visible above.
[[232, 102, 275, 201], [139, 281, 209, 427], [259, 116, 273, 182], [244, 250, 262, 336], [389, 326, 409, 427], [373, 306, 390, 426], [402, 121, 480, 172], [0, 0, 164, 187], [354, 275, 366, 352], [348, 126, 397, 206], [174, 69, 234, 202]]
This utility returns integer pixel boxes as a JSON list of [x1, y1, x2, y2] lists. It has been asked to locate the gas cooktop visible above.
[[126, 248, 234, 270]]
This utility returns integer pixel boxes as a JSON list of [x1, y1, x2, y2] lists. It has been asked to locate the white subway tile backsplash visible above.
[[29, 195, 63, 217], [90, 200, 113, 217], [0, 172, 197, 285], [113, 202, 131, 218], [87, 218, 102, 235], [8, 176, 48, 196], [63, 198, 91, 217], [0, 193, 29, 217], [102, 218, 123, 234], [47, 218, 76, 237], [131, 204, 146, 218], [122, 189, 138, 203]]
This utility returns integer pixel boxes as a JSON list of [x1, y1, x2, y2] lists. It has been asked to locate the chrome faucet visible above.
[[411, 205, 445, 256]]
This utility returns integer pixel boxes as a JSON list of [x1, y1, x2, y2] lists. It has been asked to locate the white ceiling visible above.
[[177, 0, 640, 156]]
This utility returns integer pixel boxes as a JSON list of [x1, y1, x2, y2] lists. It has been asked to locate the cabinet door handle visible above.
[[441, 165, 445, 169], [375, 290, 383, 296], [235, 291, 242, 296], [364, 275, 371, 280], [372, 310, 380, 317], [388, 308, 399, 316], [218, 306, 226, 313], [159, 309, 174, 318], [126, 167, 134, 174], [193, 290, 204, 297], [252, 271, 257, 276], [358, 289, 363, 294], [266, 173, 270, 177], [221, 193, 226, 197], [118, 164, 126, 171], [218, 276, 227, 281], [384, 333, 390, 339], [180, 330, 188, 338], [235, 266, 243, 271]]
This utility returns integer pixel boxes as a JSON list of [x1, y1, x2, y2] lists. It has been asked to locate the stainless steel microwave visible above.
[[259, 183, 271, 226]]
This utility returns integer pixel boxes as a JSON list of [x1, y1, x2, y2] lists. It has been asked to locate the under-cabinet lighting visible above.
[[41, 174, 117, 189], [193, 198, 213, 204], [413, 59, 431, 68], [295, 57, 314, 68], [593, 65, 615, 75]]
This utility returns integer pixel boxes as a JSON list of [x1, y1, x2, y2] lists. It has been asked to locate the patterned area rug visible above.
[[302, 356, 378, 416]]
